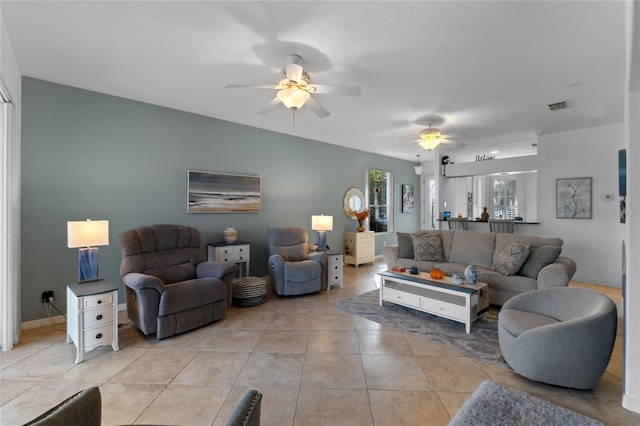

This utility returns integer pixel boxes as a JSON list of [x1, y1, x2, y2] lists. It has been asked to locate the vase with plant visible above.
[[355, 210, 369, 232]]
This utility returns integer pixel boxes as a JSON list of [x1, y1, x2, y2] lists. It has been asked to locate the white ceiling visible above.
[[1, 1, 627, 163]]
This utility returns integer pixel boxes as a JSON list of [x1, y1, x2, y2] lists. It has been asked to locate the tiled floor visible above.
[[2, 259, 639, 425]]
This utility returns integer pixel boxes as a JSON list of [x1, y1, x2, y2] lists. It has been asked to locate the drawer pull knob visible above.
[[96, 314, 103, 320], [97, 300, 102, 304], [96, 333, 103, 339]]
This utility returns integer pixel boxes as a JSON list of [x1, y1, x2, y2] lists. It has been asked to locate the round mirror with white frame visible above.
[[343, 187, 365, 219]]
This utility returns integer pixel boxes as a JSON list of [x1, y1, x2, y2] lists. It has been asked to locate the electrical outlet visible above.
[[41, 291, 54, 303]]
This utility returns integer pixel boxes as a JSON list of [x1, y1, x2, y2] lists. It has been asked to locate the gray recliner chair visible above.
[[267, 227, 326, 296], [498, 287, 617, 389], [120, 224, 237, 339]]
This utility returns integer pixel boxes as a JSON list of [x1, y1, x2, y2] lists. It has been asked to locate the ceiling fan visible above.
[[224, 54, 361, 118], [411, 124, 466, 150]]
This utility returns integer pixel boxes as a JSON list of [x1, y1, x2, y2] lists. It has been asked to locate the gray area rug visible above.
[[449, 380, 603, 425], [333, 290, 509, 369]]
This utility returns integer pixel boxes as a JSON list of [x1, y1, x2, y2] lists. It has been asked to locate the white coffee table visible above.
[[378, 270, 489, 333]]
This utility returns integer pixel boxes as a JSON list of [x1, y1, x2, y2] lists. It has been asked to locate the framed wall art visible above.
[[187, 170, 261, 213], [401, 184, 414, 214], [556, 177, 592, 219]]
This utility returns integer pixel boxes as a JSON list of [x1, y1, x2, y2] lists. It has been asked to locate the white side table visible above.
[[67, 281, 119, 364], [327, 253, 344, 290], [208, 241, 250, 277]]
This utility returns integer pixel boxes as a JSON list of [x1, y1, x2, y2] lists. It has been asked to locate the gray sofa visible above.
[[382, 229, 576, 306], [120, 224, 237, 339], [499, 287, 617, 389]]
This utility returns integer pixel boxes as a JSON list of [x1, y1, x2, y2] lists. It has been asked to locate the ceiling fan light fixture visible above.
[[277, 87, 310, 109], [419, 139, 441, 150]]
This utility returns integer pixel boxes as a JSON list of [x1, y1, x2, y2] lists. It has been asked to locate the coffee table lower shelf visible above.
[[378, 271, 488, 333]]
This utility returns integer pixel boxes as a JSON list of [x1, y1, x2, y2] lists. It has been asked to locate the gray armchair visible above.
[[267, 227, 326, 296], [498, 287, 617, 389], [120, 224, 237, 339]]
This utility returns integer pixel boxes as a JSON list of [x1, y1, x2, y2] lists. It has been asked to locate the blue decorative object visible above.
[[78, 247, 99, 282], [317, 231, 328, 250], [464, 264, 478, 285]]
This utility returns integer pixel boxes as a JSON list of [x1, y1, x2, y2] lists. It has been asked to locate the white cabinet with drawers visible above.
[[208, 241, 250, 277], [344, 231, 375, 267], [326, 253, 344, 290], [67, 281, 119, 364]]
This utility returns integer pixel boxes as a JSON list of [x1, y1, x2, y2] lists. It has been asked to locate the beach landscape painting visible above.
[[188, 171, 261, 213]]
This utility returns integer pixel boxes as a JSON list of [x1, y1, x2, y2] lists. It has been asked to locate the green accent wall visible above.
[[21, 77, 420, 322]]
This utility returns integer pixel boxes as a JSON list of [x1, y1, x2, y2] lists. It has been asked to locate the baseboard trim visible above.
[[623, 393, 640, 414]]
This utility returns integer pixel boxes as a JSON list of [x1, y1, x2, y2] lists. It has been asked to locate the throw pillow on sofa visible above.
[[411, 233, 445, 262], [493, 242, 530, 275], [518, 244, 562, 278], [396, 232, 415, 259]]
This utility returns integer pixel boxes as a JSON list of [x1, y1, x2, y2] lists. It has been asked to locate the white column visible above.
[[622, 0, 639, 414]]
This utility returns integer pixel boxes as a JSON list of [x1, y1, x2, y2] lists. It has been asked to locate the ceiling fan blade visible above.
[[285, 63, 303, 84], [442, 139, 467, 147], [257, 97, 282, 115], [311, 84, 361, 96], [305, 97, 330, 118], [224, 84, 279, 90]]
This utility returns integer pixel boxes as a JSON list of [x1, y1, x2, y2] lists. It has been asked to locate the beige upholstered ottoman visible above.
[[232, 276, 267, 307]]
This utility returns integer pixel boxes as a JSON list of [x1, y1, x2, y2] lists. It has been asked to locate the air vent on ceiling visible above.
[[548, 101, 570, 111]]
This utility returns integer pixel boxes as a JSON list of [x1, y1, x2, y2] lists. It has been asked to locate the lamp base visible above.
[[78, 247, 100, 282], [317, 231, 328, 250]]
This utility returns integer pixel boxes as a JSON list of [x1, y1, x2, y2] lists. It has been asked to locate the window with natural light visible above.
[[366, 168, 393, 233]]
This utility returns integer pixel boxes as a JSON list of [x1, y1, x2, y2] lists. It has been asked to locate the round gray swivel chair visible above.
[[498, 287, 617, 389]]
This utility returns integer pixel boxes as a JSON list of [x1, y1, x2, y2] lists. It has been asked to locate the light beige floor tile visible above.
[[150, 326, 217, 351], [100, 382, 166, 426], [201, 328, 264, 352], [307, 330, 360, 354], [353, 315, 394, 331], [302, 353, 366, 389], [109, 349, 195, 384], [362, 354, 433, 391], [235, 352, 304, 388], [267, 313, 312, 330], [0, 343, 47, 369], [369, 389, 451, 426], [419, 356, 490, 392], [405, 333, 466, 357], [0, 379, 38, 406], [437, 391, 473, 420], [357, 330, 413, 354], [254, 330, 309, 353], [213, 386, 298, 426], [116, 324, 159, 350], [294, 388, 374, 426], [606, 358, 623, 380], [50, 347, 144, 382], [0, 380, 100, 425], [173, 351, 249, 386], [271, 298, 317, 313], [0, 344, 77, 380], [135, 384, 231, 425], [221, 311, 274, 329], [308, 311, 356, 330], [578, 396, 640, 425]]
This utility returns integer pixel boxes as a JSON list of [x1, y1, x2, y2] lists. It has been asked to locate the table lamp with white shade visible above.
[[67, 219, 109, 282], [311, 215, 333, 250]]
